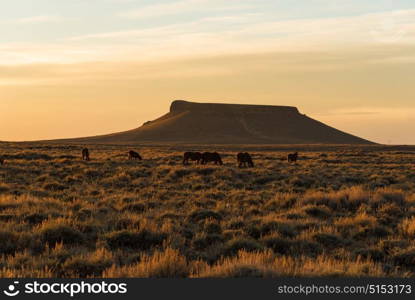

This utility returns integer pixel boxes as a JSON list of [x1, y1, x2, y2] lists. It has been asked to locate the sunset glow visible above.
[[1, 0, 414, 143]]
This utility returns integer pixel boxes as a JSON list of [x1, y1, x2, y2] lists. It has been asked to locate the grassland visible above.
[[0, 143, 415, 278]]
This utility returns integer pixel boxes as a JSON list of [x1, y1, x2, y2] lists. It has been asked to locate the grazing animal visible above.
[[287, 152, 298, 163], [0, 158, 4, 165], [183, 152, 202, 165], [128, 150, 142, 160], [82, 148, 90, 161], [201, 152, 223, 165], [237, 152, 254, 168]]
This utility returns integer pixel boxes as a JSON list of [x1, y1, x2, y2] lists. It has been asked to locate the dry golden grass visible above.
[[0, 143, 415, 277], [104, 248, 192, 278], [195, 250, 399, 278]]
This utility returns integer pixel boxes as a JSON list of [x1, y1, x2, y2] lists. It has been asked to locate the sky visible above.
[[1, 0, 414, 144]]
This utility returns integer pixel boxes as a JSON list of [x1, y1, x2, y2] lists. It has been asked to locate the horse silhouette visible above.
[[237, 152, 254, 168], [183, 152, 202, 165], [128, 150, 142, 160], [201, 152, 223, 165], [287, 152, 298, 163], [82, 148, 90, 161]]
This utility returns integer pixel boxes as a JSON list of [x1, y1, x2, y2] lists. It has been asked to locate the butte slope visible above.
[[60, 100, 374, 145]]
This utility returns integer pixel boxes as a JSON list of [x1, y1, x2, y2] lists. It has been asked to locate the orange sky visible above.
[[1, 2, 415, 144]]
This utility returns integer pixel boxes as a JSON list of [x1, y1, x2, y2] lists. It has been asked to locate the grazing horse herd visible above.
[[0, 147, 300, 168], [82, 148, 298, 168]]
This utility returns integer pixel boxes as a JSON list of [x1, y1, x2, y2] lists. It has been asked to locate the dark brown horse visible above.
[[0, 158, 4, 165], [287, 152, 298, 163], [82, 148, 90, 161], [183, 152, 202, 165], [128, 150, 142, 160], [201, 152, 223, 165], [237, 152, 254, 168]]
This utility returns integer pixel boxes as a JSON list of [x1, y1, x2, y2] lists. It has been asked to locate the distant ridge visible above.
[[58, 100, 374, 144]]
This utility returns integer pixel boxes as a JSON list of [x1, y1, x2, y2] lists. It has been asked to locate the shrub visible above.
[[373, 188, 405, 207], [196, 168, 216, 176], [290, 175, 315, 189], [122, 202, 146, 213], [195, 250, 281, 278], [0, 214, 14, 222], [301, 187, 369, 211], [0, 184, 10, 194], [62, 249, 113, 277], [204, 265, 267, 278], [11, 152, 52, 161], [400, 217, 415, 237], [304, 205, 331, 219], [260, 221, 296, 238], [379, 240, 409, 254], [345, 186, 370, 209], [224, 238, 263, 256], [106, 230, 166, 250], [104, 248, 191, 278], [263, 237, 322, 257], [204, 222, 222, 234], [312, 233, 343, 248], [265, 194, 297, 210], [378, 203, 403, 219], [228, 221, 245, 230], [291, 240, 322, 257], [301, 191, 334, 208], [180, 228, 194, 240], [253, 176, 275, 185], [353, 226, 389, 240], [170, 169, 192, 179], [245, 226, 261, 239], [193, 234, 224, 250], [24, 213, 48, 225], [263, 237, 292, 255], [40, 225, 85, 246], [353, 248, 385, 262], [0, 231, 20, 255], [393, 249, 415, 268], [0, 203, 19, 211], [84, 169, 101, 179], [78, 209, 96, 222], [43, 182, 67, 191], [113, 217, 138, 230], [63, 257, 111, 277], [160, 213, 181, 220], [188, 210, 222, 222], [246, 208, 261, 216]]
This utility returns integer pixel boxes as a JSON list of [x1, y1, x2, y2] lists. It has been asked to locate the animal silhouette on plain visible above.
[[287, 152, 298, 163], [183, 152, 202, 165], [201, 152, 223, 165], [237, 152, 254, 168], [82, 148, 90, 161], [128, 150, 142, 160]]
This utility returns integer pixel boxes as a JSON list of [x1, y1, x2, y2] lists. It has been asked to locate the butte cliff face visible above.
[[67, 100, 373, 144]]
